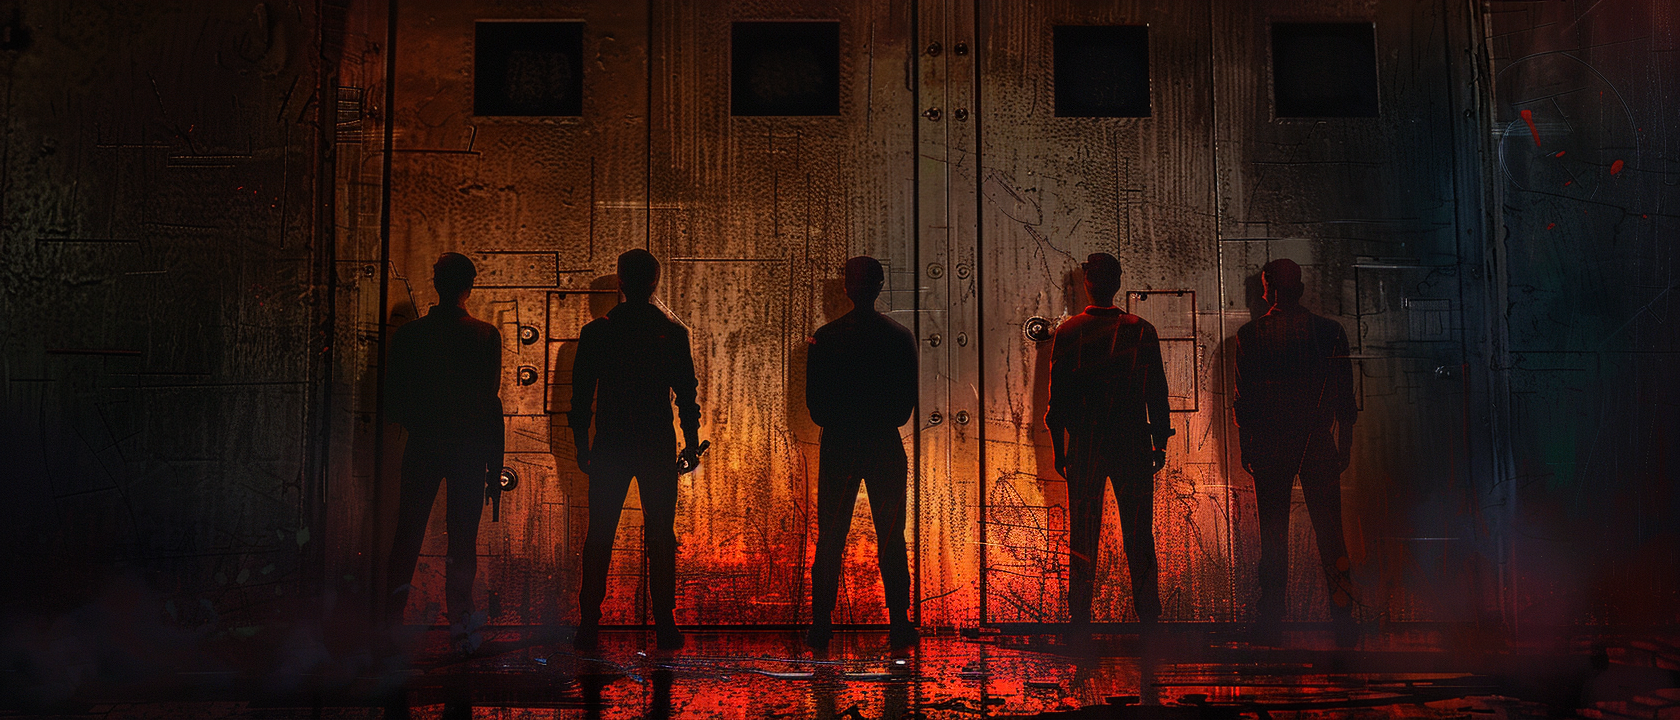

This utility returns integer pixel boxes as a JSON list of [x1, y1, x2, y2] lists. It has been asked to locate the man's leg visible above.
[[577, 458, 634, 647], [1299, 431, 1357, 631], [1113, 466, 1162, 623], [636, 457, 683, 648], [861, 431, 914, 645], [385, 442, 444, 625], [1064, 436, 1104, 628], [442, 456, 487, 634], [1251, 465, 1295, 631], [809, 433, 863, 646]]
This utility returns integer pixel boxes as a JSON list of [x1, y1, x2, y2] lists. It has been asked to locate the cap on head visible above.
[[1260, 258, 1305, 304], [433, 252, 477, 301], [843, 256, 885, 303], [1081, 252, 1123, 298], [617, 248, 661, 299]]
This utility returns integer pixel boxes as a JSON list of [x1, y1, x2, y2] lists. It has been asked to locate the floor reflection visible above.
[[37, 627, 1680, 719]]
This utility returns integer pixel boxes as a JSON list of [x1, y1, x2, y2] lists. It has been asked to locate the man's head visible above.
[[1260, 258, 1305, 307], [617, 249, 661, 301], [433, 252, 477, 305], [843, 255, 885, 307], [1081, 252, 1123, 305]]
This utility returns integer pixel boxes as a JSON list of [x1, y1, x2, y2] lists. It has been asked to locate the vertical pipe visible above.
[[371, 0, 398, 620], [972, 0, 987, 627], [910, 0, 923, 628]]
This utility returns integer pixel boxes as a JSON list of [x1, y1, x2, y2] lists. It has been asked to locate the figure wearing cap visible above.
[[1044, 252, 1172, 636], [568, 249, 704, 651], [383, 252, 505, 653], [1233, 258, 1360, 647]]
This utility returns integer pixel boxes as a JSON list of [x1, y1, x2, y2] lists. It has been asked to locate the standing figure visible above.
[[384, 252, 505, 653], [569, 249, 704, 651], [1234, 258, 1359, 647], [1045, 252, 1171, 637], [805, 256, 918, 651]]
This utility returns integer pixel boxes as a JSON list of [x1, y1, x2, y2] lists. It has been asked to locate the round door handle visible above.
[[1023, 316, 1055, 343], [923, 107, 942, 121]]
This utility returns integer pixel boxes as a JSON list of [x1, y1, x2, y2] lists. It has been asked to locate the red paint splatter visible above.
[[1564, 181, 1573, 186], [1554, 151, 1565, 157], [1610, 159, 1624, 175], [1546, 223, 1556, 230], [1520, 109, 1541, 147]]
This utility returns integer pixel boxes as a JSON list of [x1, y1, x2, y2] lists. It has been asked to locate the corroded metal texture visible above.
[[0, 0, 325, 626]]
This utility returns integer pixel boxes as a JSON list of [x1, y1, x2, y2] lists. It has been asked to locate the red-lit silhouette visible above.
[[1044, 253, 1172, 635]]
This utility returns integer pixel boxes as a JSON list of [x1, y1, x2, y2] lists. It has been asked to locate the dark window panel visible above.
[[1053, 25, 1150, 118], [475, 21, 584, 117], [732, 21, 840, 117], [1271, 22, 1379, 118]]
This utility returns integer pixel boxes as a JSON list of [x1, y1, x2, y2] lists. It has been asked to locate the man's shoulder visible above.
[[462, 315, 500, 340]]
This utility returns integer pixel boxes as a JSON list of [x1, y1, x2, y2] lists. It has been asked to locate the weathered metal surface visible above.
[[975, 0, 1226, 624], [1214, 0, 1493, 622], [4, 0, 1673, 641], [0, 0, 323, 627]]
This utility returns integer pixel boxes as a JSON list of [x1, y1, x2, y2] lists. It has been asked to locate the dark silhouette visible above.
[[804, 256, 918, 651], [1233, 258, 1359, 647], [383, 253, 505, 653], [569, 249, 703, 652], [1044, 253, 1171, 635]]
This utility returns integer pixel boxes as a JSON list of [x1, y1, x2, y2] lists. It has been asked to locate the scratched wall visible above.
[[1487, 0, 1680, 626], [0, 0, 327, 633], [348, 0, 1523, 629], [362, 0, 920, 627]]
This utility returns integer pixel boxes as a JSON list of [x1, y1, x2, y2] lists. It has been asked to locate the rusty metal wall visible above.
[[1213, 0, 1500, 623], [344, 0, 1514, 628], [364, 0, 920, 627], [0, 0, 327, 629], [974, 0, 1225, 624]]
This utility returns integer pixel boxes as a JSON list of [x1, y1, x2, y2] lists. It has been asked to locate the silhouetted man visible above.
[[384, 252, 504, 652], [570, 249, 703, 651], [805, 256, 918, 651], [1045, 252, 1170, 637], [1234, 258, 1359, 647]]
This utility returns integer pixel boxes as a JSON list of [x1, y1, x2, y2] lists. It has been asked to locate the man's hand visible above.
[[575, 449, 592, 475], [1053, 454, 1070, 480], [1149, 449, 1167, 474], [677, 442, 708, 474]]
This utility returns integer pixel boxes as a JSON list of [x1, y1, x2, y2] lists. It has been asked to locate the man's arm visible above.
[[672, 327, 702, 451], [1232, 325, 1256, 473], [1141, 324, 1172, 464], [892, 327, 918, 428], [568, 327, 598, 472], [482, 327, 505, 471], [805, 332, 833, 428], [1329, 320, 1357, 469], [1044, 330, 1069, 478], [383, 327, 412, 428]]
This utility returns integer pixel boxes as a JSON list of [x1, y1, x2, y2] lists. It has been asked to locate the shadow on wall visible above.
[[544, 275, 619, 626], [1027, 266, 1096, 521]]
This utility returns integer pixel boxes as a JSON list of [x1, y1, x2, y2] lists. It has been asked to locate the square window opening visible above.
[[1053, 25, 1150, 118], [475, 21, 584, 117], [1271, 22, 1379, 118], [732, 21, 841, 116]]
